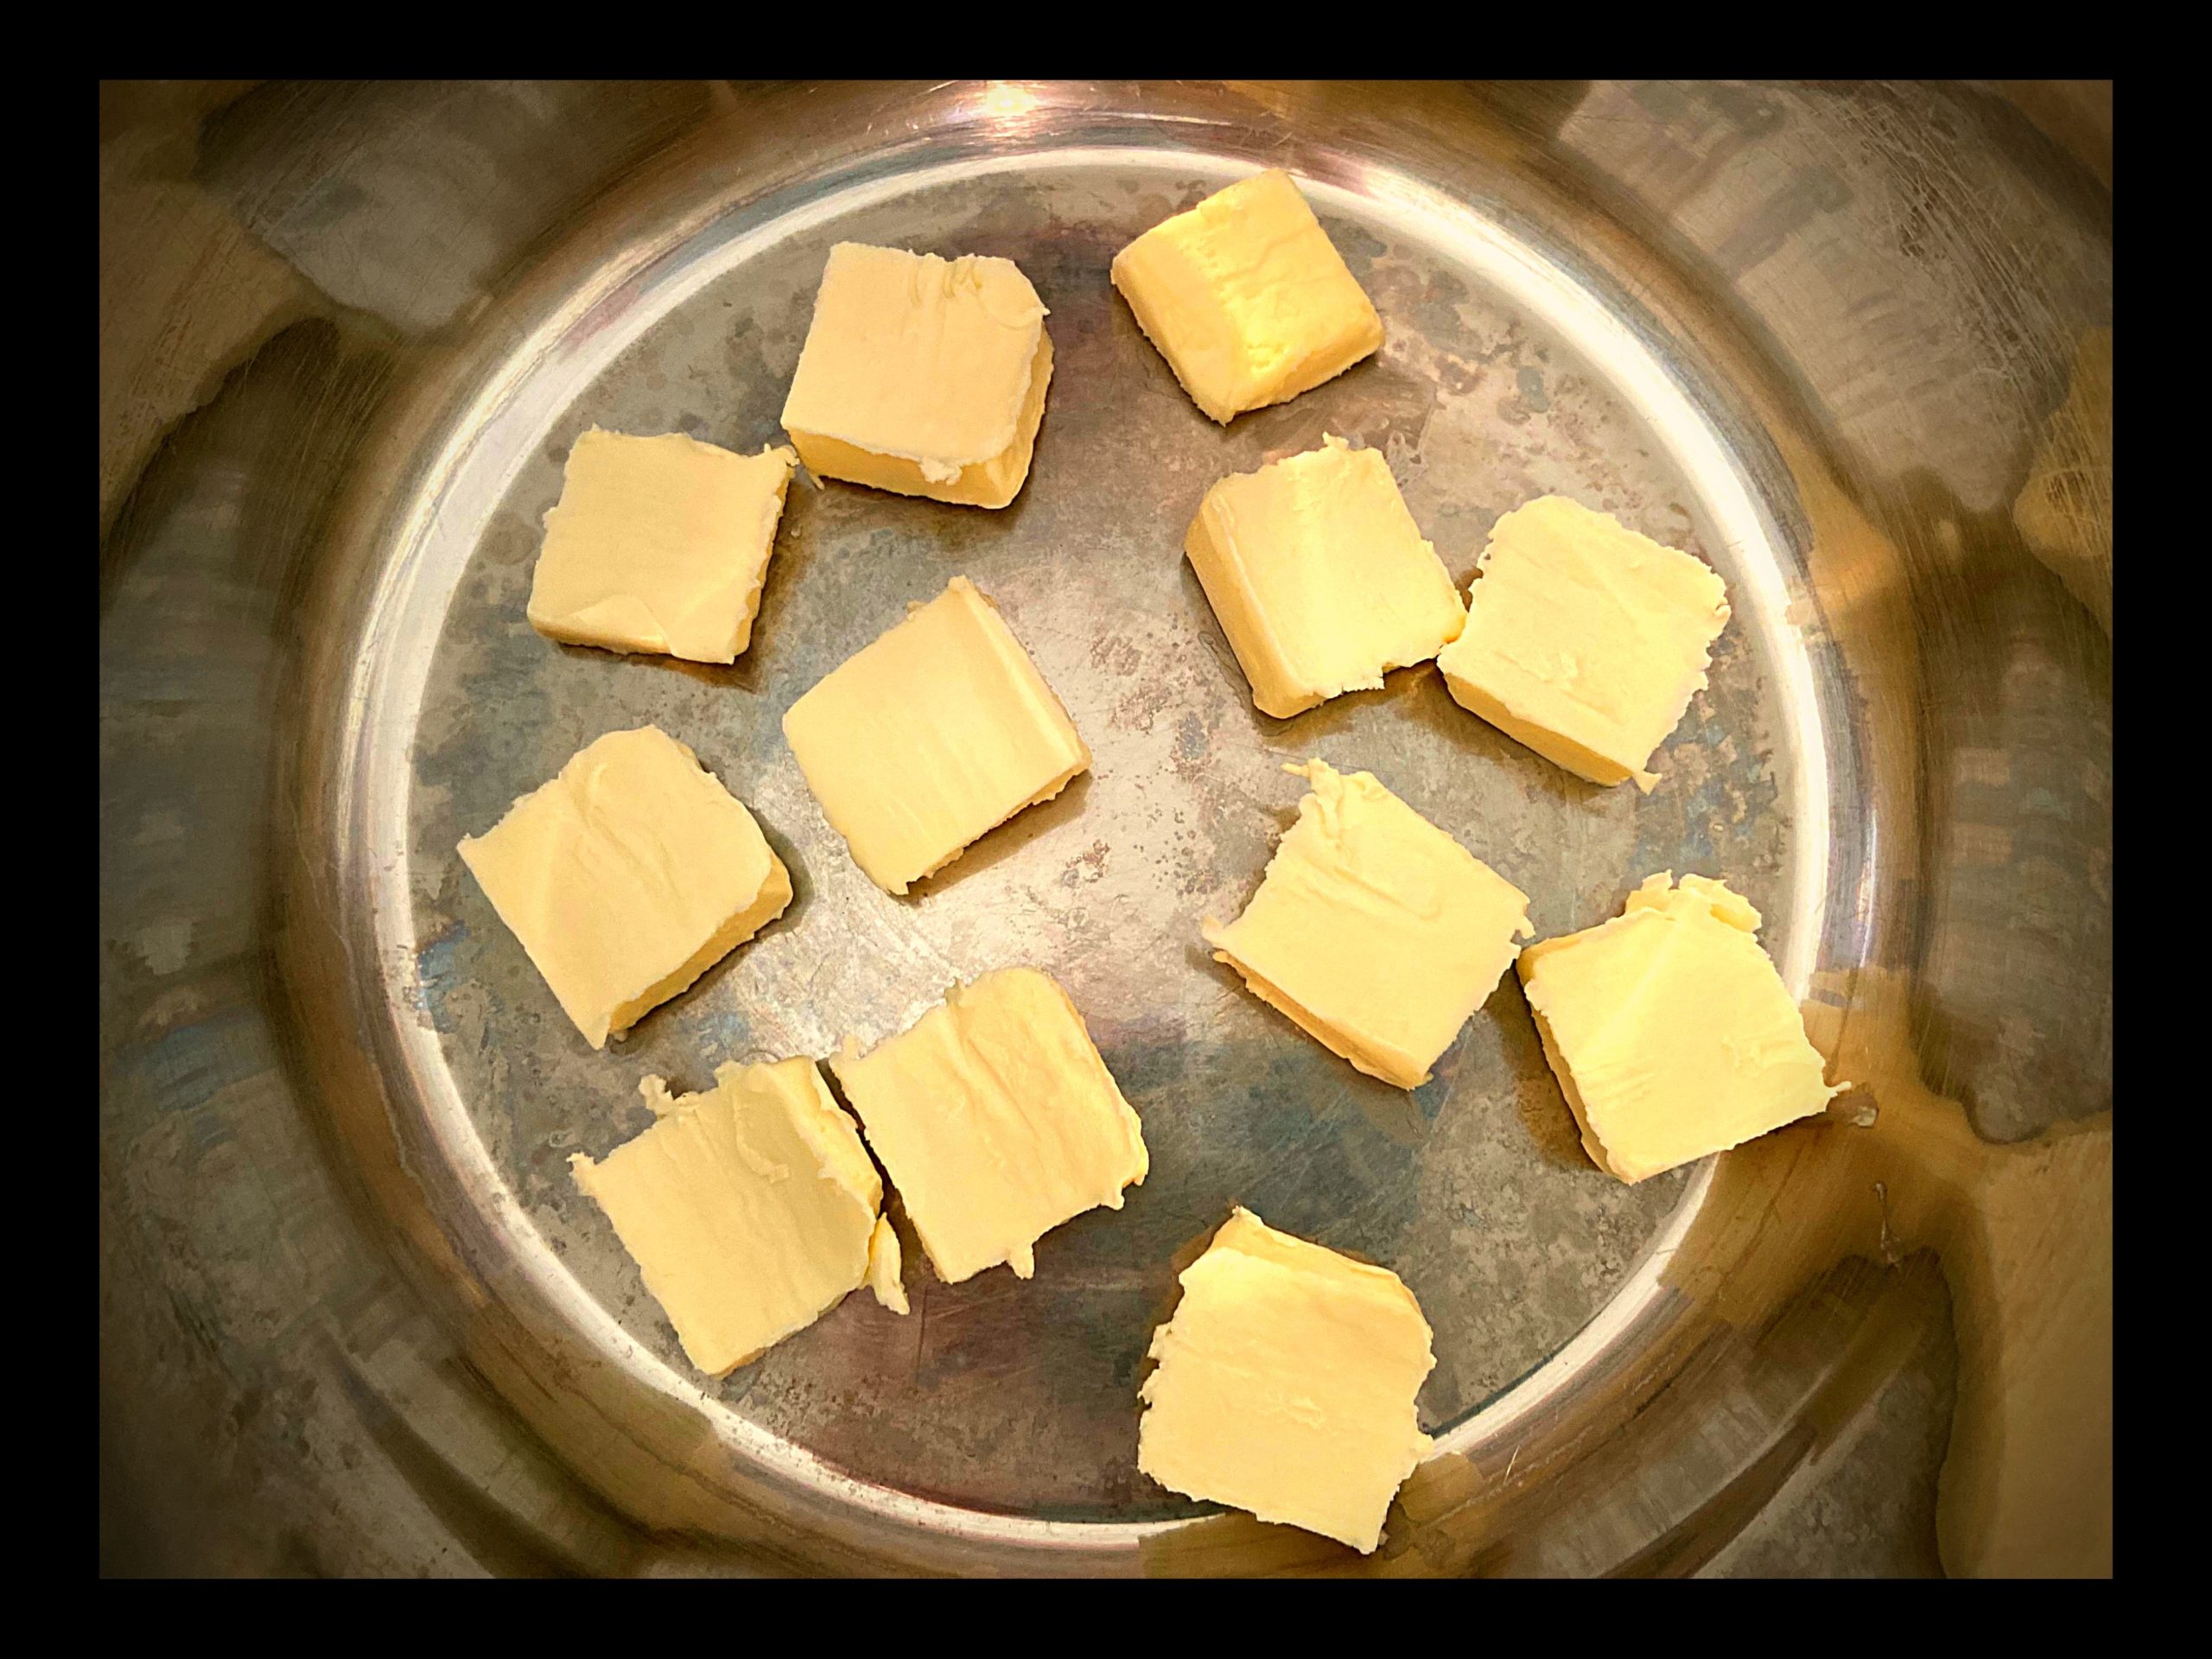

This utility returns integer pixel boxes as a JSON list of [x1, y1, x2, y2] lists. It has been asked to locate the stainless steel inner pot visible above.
[[99, 79, 2113, 1578]]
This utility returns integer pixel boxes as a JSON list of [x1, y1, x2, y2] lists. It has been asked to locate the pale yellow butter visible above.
[[781, 576, 1090, 894], [1435, 495, 1730, 791], [1205, 760, 1531, 1090], [1137, 1207, 1434, 1554], [1517, 873, 1846, 1183], [1185, 434, 1465, 717], [570, 1058, 901, 1376], [830, 968, 1147, 1284], [779, 242, 1052, 509], [456, 726, 791, 1048], [864, 1217, 908, 1316], [1111, 169, 1383, 424], [526, 429, 798, 664]]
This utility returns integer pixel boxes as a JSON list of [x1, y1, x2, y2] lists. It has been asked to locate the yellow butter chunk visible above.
[[829, 968, 1147, 1284], [456, 726, 791, 1048], [1185, 434, 1465, 717], [864, 1217, 909, 1316], [1111, 169, 1383, 424], [1517, 873, 1845, 1184], [526, 429, 798, 664], [570, 1058, 902, 1376], [1435, 495, 1731, 791], [782, 576, 1090, 894], [779, 242, 1053, 508], [1138, 1207, 1434, 1554], [1205, 760, 1531, 1090]]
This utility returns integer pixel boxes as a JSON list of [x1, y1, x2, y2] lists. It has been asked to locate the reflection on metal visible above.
[[100, 79, 2112, 1577]]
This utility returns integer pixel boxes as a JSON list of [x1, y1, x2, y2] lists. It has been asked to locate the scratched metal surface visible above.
[[102, 81, 2112, 1577], [404, 155, 1785, 1522]]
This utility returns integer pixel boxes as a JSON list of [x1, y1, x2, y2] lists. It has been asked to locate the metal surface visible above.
[[100, 81, 2113, 1577]]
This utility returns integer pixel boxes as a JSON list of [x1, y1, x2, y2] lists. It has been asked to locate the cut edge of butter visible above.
[[866, 1216, 910, 1315], [1522, 999, 1625, 1179], [1439, 673, 1661, 791], [788, 330, 1054, 510], [1201, 944, 1431, 1090], [604, 854, 792, 1043], [893, 606, 1092, 889], [726, 448, 800, 656]]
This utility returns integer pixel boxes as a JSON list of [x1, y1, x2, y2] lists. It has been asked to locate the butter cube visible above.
[[1185, 434, 1465, 717], [1205, 760, 1531, 1090], [782, 576, 1090, 894], [1138, 1207, 1434, 1554], [570, 1058, 903, 1376], [779, 242, 1053, 509], [1517, 874, 1845, 1183], [457, 726, 791, 1048], [830, 968, 1147, 1284], [1111, 169, 1383, 424], [1435, 495, 1731, 791], [526, 429, 798, 664]]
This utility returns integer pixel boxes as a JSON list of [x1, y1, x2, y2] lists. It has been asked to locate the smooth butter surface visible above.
[[526, 429, 798, 664], [780, 242, 1052, 508], [1205, 760, 1531, 1090], [1436, 495, 1730, 791], [1111, 168, 1383, 424], [782, 576, 1090, 894], [570, 1058, 899, 1376], [456, 726, 790, 1048], [830, 968, 1147, 1284], [1185, 434, 1464, 717], [1138, 1207, 1434, 1554], [1517, 873, 1844, 1183]]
